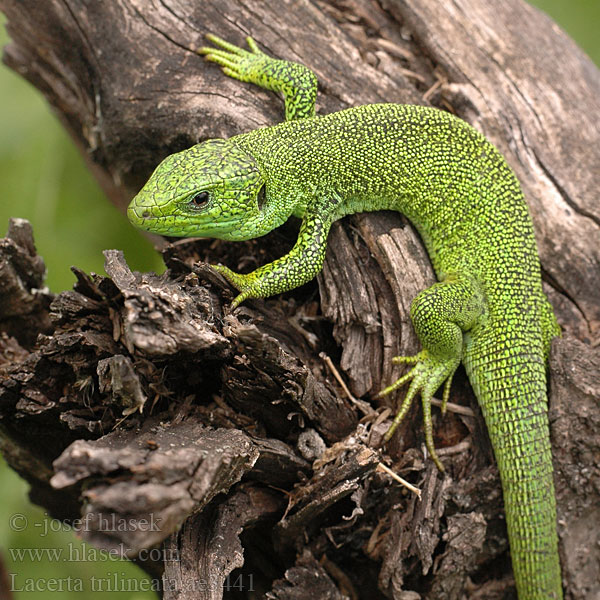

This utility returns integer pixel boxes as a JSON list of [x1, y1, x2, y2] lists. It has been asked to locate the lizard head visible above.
[[127, 139, 285, 241]]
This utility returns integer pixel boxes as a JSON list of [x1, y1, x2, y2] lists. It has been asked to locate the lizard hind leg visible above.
[[378, 273, 486, 470]]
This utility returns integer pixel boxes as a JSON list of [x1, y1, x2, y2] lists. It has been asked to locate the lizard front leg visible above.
[[212, 210, 332, 308], [198, 34, 318, 121]]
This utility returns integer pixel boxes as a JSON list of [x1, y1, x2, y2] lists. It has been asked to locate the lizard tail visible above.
[[464, 331, 563, 600]]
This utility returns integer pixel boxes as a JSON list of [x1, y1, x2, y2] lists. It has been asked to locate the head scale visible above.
[[127, 139, 279, 241]]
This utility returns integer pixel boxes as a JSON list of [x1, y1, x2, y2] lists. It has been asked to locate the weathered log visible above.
[[0, 0, 599, 598]]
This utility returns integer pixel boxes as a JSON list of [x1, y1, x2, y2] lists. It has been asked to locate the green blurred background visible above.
[[0, 2, 598, 598]]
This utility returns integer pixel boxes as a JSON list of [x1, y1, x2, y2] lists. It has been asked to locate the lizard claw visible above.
[[377, 350, 458, 471]]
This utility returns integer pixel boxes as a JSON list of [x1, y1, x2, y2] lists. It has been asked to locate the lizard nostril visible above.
[[142, 211, 151, 219]]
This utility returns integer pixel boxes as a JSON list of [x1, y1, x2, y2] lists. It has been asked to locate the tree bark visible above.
[[0, 1, 599, 599]]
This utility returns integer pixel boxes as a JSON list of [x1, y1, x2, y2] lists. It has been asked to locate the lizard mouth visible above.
[[126, 203, 179, 235], [127, 202, 243, 239]]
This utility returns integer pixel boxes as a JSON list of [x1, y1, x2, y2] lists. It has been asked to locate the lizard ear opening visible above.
[[257, 184, 267, 210]]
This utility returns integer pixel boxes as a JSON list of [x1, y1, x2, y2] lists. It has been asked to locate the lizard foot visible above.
[[210, 264, 258, 308], [198, 34, 267, 84], [210, 265, 272, 309], [377, 350, 458, 471]]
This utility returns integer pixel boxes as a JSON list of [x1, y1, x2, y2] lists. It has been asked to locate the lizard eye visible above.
[[257, 185, 267, 210], [190, 191, 210, 209]]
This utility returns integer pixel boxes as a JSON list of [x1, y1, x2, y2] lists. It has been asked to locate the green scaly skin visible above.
[[128, 34, 562, 599]]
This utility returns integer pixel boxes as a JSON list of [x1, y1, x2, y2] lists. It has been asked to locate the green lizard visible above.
[[127, 34, 562, 599]]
